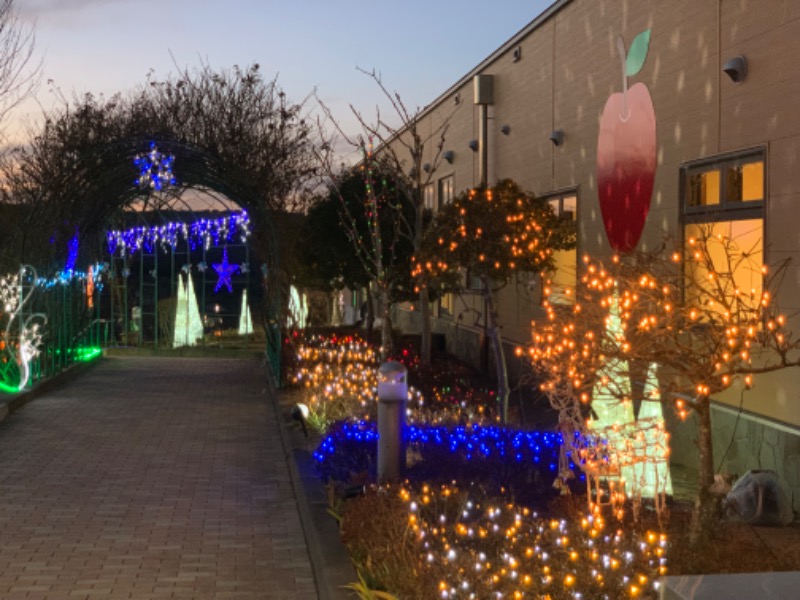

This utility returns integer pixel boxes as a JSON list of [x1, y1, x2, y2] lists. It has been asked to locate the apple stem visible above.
[[616, 36, 631, 122]]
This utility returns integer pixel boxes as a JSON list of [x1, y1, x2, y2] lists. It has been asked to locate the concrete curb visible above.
[[264, 365, 358, 600]]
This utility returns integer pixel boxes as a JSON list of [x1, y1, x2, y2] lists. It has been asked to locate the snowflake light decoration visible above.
[[134, 142, 176, 191]]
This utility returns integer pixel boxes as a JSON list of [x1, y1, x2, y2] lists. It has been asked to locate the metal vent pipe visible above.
[[473, 74, 494, 187]]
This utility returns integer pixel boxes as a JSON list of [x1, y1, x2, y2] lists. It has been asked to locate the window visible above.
[[436, 175, 457, 315], [681, 150, 765, 305], [438, 291, 455, 318], [545, 192, 578, 304], [423, 183, 435, 211], [438, 175, 454, 208], [683, 151, 764, 217]]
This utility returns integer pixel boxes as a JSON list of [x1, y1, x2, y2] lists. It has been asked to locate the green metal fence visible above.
[[1, 266, 104, 395]]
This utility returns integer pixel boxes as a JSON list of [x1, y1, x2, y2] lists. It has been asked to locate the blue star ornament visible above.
[[213, 248, 238, 293]]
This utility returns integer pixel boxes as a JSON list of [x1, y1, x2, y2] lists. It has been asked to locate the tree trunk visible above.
[[365, 287, 375, 339], [379, 285, 393, 361], [419, 287, 432, 365], [483, 283, 510, 423], [690, 397, 717, 544]]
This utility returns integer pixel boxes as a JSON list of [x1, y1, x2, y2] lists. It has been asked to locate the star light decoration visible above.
[[106, 212, 251, 257], [212, 247, 238, 293], [134, 142, 176, 191]]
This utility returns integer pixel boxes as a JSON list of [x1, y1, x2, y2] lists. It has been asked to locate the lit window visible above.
[[438, 292, 455, 318], [438, 175, 454, 207], [684, 151, 764, 215], [681, 150, 765, 309], [423, 183, 435, 211], [726, 161, 764, 203], [685, 220, 763, 306], [686, 169, 721, 207], [545, 192, 578, 304]]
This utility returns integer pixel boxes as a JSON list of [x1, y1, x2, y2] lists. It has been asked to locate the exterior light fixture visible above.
[[501, 124, 511, 135], [443, 150, 455, 163], [468, 139, 479, 152], [292, 402, 310, 437], [423, 162, 431, 173], [723, 55, 747, 83], [549, 129, 564, 147]]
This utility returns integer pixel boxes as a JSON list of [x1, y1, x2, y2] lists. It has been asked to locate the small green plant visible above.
[[342, 571, 399, 600]]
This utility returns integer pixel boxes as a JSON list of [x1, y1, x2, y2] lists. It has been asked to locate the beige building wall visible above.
[[391, 0, 800, 432]]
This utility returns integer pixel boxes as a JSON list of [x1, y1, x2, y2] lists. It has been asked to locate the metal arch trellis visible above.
[[105, 209, 254, 351], [11, 135, 285, 383]]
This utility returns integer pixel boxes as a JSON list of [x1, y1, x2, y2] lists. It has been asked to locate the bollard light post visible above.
[[377, 360, 408, 482]]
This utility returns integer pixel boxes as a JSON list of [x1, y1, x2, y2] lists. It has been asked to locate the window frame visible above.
[[438, 175, 455, 210], [681, 148, 765, 225]]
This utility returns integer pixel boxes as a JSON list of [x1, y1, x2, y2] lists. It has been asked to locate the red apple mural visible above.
[[596, 29, 656, 254]]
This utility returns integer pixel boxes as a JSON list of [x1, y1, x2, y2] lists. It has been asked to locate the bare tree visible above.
[[312, 130, 415, 359], [528, 227, 800, 543], [0, 0, 39, 132], [316, 69, 458, 364]]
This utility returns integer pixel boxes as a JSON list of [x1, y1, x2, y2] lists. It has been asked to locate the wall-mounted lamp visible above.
[[443, 150, 454, 163], [453, 93, 461, 105], [512, 46, 522, 62], [549, 129, 564, 147], [723, 55, 747, 83], [468, 139, 479, 152], [422, 162, 431, 173], [500, 124, 511, 135]]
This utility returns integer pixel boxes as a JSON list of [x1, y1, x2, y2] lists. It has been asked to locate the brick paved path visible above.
[[0, 356, 318, 599]]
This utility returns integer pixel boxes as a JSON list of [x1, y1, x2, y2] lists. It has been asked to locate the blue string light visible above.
[[106, 211, 250, 256], [64, 231, 79, 275], [314, 420, 584, 489]]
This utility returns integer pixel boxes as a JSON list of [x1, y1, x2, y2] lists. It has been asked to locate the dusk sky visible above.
[[13, 0, 554, 147]]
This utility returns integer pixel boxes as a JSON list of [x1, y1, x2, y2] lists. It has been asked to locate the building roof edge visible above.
[[416, 0, 572, 121]]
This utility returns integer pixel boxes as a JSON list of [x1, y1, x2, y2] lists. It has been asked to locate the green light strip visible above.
[[74, 347, 102, 362], [0, 381, 19, 394]]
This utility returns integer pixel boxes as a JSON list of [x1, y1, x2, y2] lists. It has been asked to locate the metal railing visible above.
[[1, 268, 105, 395]]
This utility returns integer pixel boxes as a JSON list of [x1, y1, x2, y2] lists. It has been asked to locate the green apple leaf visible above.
[[626, 29, 651, 77]]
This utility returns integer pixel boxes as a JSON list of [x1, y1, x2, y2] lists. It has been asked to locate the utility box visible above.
[[473, 74, 494, 105]]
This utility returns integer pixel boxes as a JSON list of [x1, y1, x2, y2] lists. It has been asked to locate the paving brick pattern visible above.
[[0, 356, 318, 599]]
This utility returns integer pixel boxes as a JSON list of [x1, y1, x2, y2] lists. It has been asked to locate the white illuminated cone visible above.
[[238, 289, 253, 335], [173, 273, 203, 347]]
